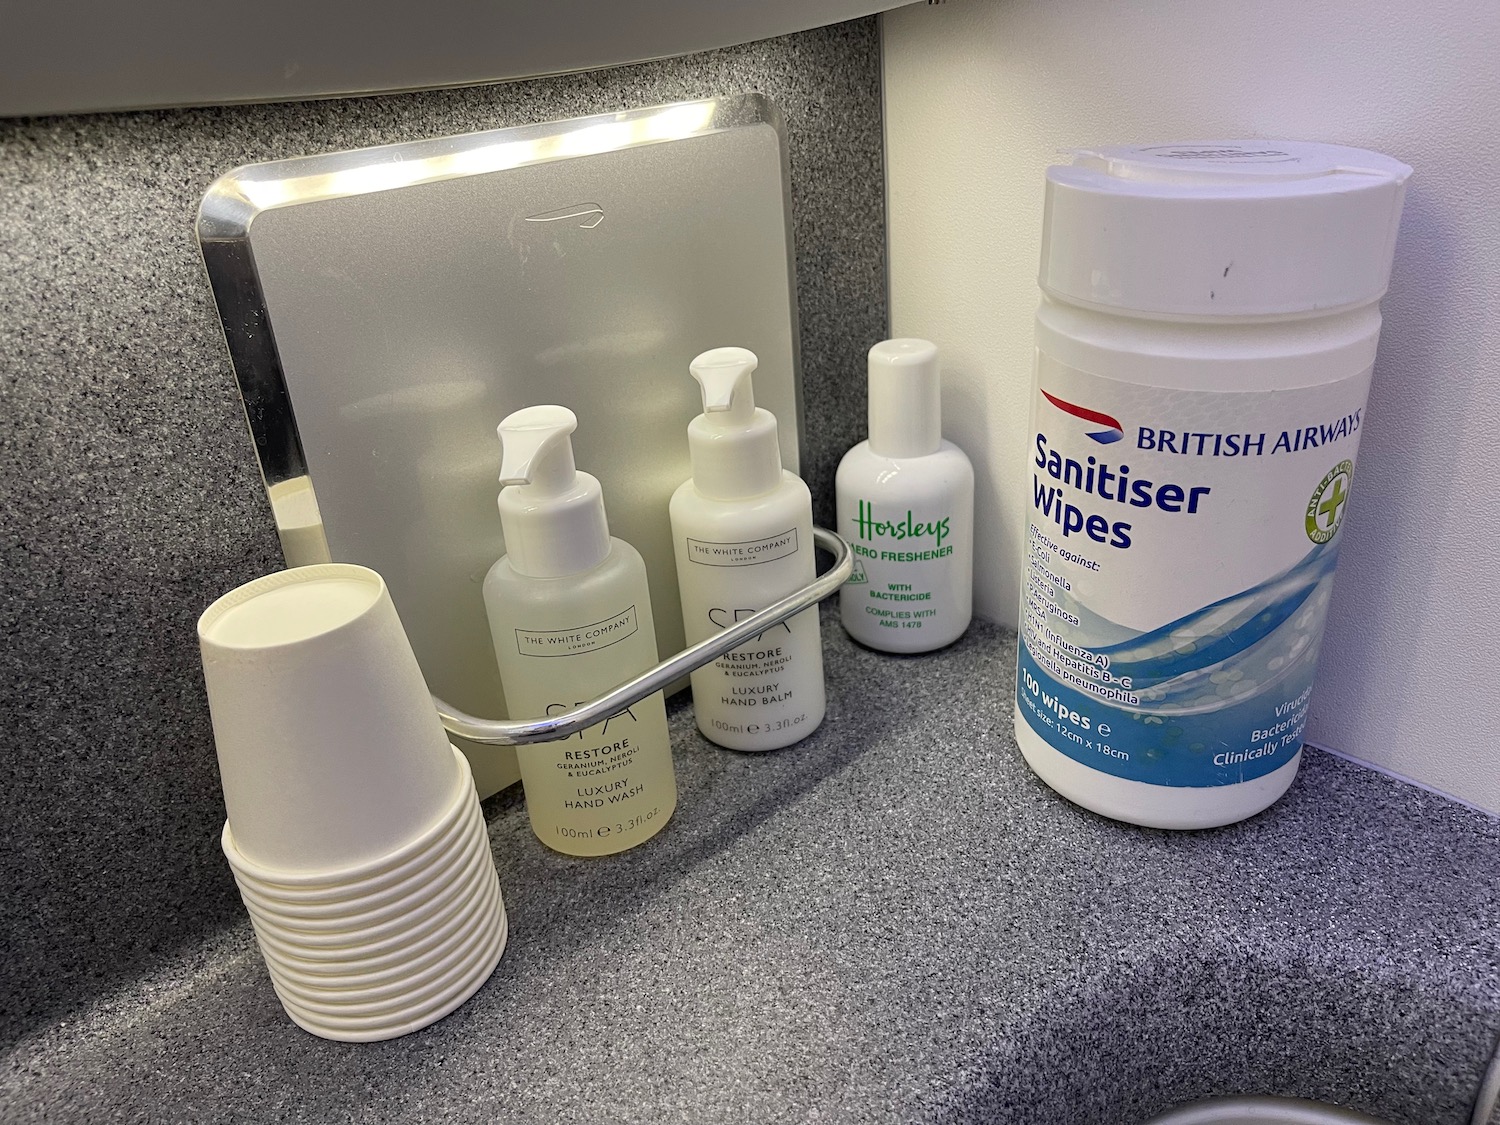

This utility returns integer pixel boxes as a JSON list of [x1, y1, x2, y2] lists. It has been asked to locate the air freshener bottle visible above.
[[836, 338, 974, 653]]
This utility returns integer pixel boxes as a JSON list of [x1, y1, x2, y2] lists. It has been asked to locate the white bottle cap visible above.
[[496, 405, 610, 579], [687, 347, 783, 501], [1040, 140, 1413, 318], [867, 338, 942, 458]]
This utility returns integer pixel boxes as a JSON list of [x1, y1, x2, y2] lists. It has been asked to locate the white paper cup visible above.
[[218, 744, 478, 900], [245, 859, 494, 962], [270, 938, 499, 1020], [259, 892, 497, 995], [249, 873, 499, 974], [238, 806, 507, 1041], [239, 833, 494, 948], [226, 797, 483, 921], [233, 833, 480, 931], [199, 564, 458, 872], [252, 902, 496, 987], [236, 829, 491, 945], [271, 913, 508, 1042], [264, 886, 502, 1007]]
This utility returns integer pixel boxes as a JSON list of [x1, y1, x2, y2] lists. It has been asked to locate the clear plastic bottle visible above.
[[1014, 141, 1411, 829], [670, 347, 826, 751], [483, 406, 676, 855]]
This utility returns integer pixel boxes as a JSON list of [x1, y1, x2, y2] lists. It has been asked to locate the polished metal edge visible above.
[[197, 232, 309, 489], [1141, 1096, 1396, 1125], [197, 93, 783, 236], [194, 91, 800, 542], [1472, 1031, 1500, 1125], [764, 97, 808, 472], [435, 526, 851, 746]]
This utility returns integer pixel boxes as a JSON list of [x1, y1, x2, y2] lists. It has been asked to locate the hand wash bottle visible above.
[[670, 347, 826, 751], [483, 405, 676, 855]]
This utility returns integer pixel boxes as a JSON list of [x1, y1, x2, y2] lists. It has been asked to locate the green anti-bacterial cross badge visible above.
[[1306, 459, 1354, 544]]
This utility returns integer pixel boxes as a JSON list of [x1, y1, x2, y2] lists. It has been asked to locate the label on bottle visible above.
[[1017, 353, 1372, 788], [679, 527, 824, 748], [841, 499, 962, 639], [686, 528, 798, 567], [533, 694, 673, 849], [514, 606, 638, 657], [488, 594, 675, 853]]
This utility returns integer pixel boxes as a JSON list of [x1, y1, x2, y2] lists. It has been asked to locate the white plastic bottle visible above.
[[670, 347, 826, 751], [483, 405, 676, 856], [836, 339, 974, 652], [1014, 140, 1411, 830]]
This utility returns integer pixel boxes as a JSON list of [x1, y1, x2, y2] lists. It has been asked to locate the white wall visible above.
[[882, 0, 1500, 812]]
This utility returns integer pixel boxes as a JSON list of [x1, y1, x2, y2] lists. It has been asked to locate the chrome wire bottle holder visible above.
[[434, 527, 851, 747]]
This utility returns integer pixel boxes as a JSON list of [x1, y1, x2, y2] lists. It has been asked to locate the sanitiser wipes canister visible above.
[[1014, 141, 1411, 829]]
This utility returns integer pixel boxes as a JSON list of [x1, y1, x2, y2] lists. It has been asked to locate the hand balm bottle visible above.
[[670, 347, 826, 751], [836, 339, 974, 653], [483, 406, 676, 856]]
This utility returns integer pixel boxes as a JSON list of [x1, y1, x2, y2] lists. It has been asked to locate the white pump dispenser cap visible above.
[[687, 347, 784, 501], [496, 405, 610, 579], [867, 338, 942, 458]]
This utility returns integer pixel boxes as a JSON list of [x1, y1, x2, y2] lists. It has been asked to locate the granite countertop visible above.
[[4, 616, 1498, 1125]]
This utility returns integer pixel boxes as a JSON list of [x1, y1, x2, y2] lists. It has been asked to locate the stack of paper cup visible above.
[[199, 564, 507, 1042]]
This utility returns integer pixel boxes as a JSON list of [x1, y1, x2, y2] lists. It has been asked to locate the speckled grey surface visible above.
[[3, 618, 1498, 1125], [4, 19, 1499, 1125], [0, 20, 884, 1045]]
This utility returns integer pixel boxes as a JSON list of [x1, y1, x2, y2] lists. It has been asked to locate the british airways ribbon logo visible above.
[[1041, 391, 1124, 444]]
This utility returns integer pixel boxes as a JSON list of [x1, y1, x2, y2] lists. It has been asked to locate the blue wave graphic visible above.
[[1093, 543, 1339, 689], [1032, 539, 1341, 722]]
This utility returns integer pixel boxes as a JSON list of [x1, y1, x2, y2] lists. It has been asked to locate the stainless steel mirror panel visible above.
[[198, 97, 803, 785]]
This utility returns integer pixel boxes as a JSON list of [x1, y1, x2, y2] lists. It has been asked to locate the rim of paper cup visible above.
[[249, 872, 498, 971], [251, 877, 498, 975], [259, 881, 499, 994], [270, 938, 492, 1020], [273, 913, 506, 1040], [229, 798, 482, 919], [267, 906, 501, 1008], [234, 828, 476, 930], [222, 745, 473, 888], [197, 563, 386, 652], [240, 833, 493, 947], [223, 773, 474, 901], [276, 917, 506, 1043], [234, 813, 487, 932], [264, 896, 502, 1010]]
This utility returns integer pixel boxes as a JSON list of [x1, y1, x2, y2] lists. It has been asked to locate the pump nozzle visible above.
[[689, 347, 758, 426], [495, 405, 609, 578], [498, 405, 578, 495], [684, 346, 785, 501]]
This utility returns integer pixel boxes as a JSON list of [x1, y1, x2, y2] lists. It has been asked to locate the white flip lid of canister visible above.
[[1040, 140, 1412, 318]]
